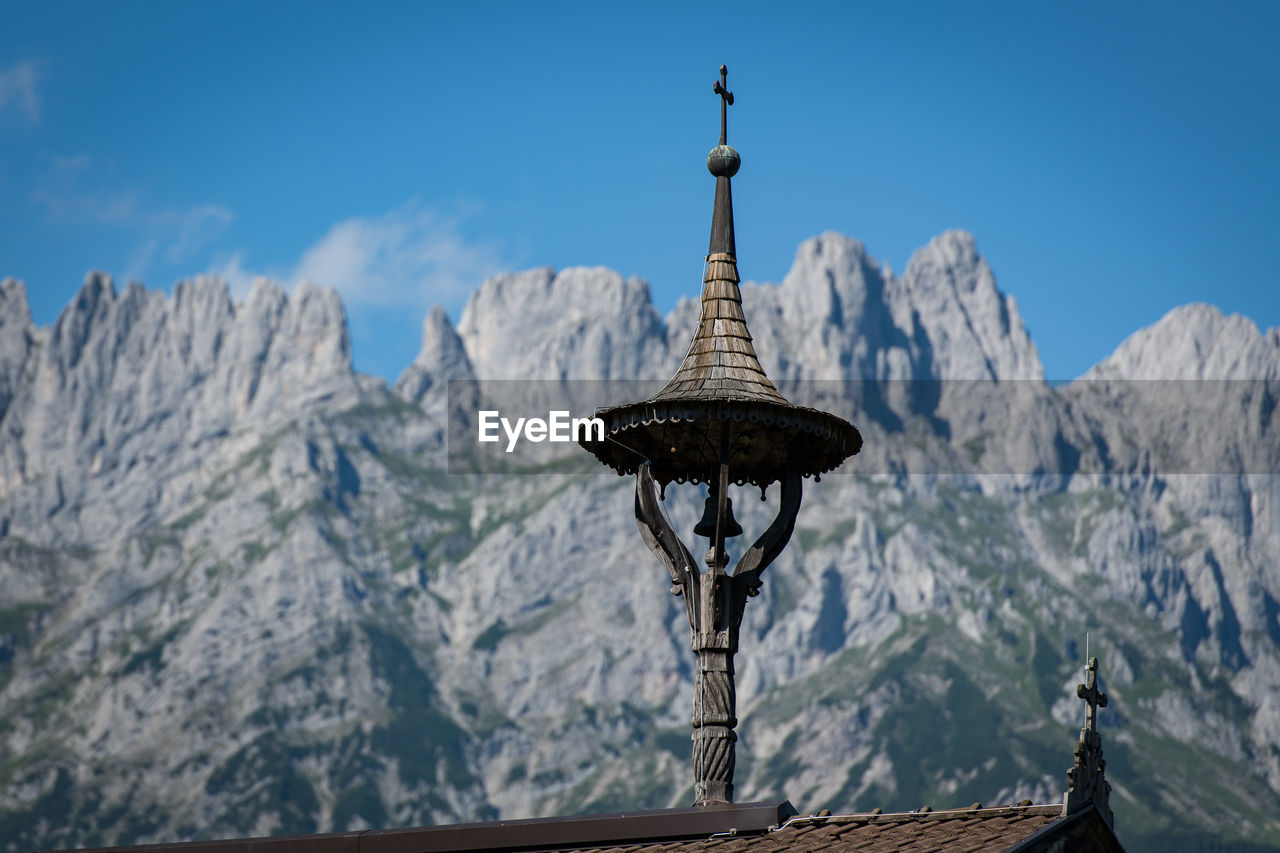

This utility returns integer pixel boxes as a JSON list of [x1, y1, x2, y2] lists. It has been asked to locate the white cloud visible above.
[[0, 60, 43, 124], [33, 155, 234, 283], [291, 202, 504, 309], [32, 185, 140, 224], [122, 238, 160, 285], [161, 204, 234, 263], [201, 204, 504, 379], [208, 250, 268, 301], [107, 202, 234, 283]]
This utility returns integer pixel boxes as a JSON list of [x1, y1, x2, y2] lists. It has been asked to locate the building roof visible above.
[[520, 804, 1121, 853], [57, 801, 1125, 853]]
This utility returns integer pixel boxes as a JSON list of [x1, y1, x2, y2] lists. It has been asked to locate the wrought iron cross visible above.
[[1076, 657, 1108, 732], [714, 64, 733, 146]]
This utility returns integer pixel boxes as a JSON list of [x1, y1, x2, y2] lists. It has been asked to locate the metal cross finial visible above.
[[713, 64, 734, 146], [1077, 656, 1108, 732]]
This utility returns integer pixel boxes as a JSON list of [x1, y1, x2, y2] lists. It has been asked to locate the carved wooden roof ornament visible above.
[[1065, 657, 1115, 828], [580, 66, 861, 808], [581, 67, 861, 493]]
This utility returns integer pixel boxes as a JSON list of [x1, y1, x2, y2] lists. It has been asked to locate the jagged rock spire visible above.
[[1065, 657, 1114, 828]]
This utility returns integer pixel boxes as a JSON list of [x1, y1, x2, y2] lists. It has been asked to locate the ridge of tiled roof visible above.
[[54, 799, 1127, 853], [53, 801, 797, 853], [760, 804, 1063, 853], [550, 803, 1067, 853]]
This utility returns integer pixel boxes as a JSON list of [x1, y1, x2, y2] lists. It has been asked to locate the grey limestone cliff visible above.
[[1086, 302, 1280, 381]]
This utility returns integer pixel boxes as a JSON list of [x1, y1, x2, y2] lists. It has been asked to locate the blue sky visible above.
[[2, 2, 1277, 381]]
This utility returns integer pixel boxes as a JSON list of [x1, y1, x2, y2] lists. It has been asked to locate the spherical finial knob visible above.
[[707, 144, 740, 178]]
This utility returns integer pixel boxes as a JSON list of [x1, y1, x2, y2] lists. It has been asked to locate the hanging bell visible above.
[[693, 492, 743, 540]]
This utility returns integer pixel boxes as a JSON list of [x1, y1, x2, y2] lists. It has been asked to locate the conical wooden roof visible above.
[[651, 251, 788, 406], [582, 236, 861, 489]]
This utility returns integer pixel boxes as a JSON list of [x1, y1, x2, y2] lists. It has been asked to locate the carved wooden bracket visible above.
[[635, 462, 802, 639], [634, 461, 803, 805]]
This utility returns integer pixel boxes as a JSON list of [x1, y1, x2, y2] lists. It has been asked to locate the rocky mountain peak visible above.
[[49, 270, 116, 375], [781, 231, 876, 330], [0, 276, 33, 323], [400, 230, 1046, 401], [724, 230, 1044, 386], [452, 266, 668, 380], [394, 305, 474, 403], [739, 231, 900, 382], [1085, 303, 1280, 380], [0, 274, 358, 539], [0, 278, 37, 424], [892, 229, 1044, 381], [911, 228, 980, 271], [267, 279, 353, 384]]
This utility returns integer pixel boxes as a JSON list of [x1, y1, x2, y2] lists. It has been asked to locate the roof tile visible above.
[[612, 806, 1067, 853], [648, 257, 785, 407]]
